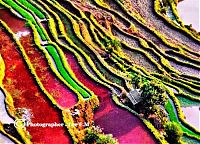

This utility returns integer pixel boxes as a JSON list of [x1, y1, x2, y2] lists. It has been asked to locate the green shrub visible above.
[[97, 134, 118, 144], [83, 126, 118, 144], [164, 121, 183, 144], [103, 37, 122, 53], [83, 126, 100, 143]]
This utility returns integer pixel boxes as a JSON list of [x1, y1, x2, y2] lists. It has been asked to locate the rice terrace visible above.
[[0, 0, 200, 143]]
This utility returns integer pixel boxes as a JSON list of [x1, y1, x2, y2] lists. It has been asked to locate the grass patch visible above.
[[46, 45, 90, 98], [18, 0, 45, 19]]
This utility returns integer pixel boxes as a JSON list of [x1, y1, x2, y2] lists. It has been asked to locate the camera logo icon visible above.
[[14, 119, 26, 128]]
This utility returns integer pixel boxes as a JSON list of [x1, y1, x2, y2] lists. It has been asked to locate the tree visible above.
[[164, 122, 183, 144]]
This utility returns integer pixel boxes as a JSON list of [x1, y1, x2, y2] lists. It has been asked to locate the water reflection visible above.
[[15, 31, 30, 40], [177, 0, 200, 31], [0, 89, 14, 124], [182, 106, 200, 130], [0, 133, 14, 144]]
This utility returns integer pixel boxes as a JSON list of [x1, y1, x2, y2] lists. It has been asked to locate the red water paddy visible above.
[[0, 10, 73, 143], [64, 50, 157, 144], [0, 9, 27, 33], [0, 29, 72, 144]]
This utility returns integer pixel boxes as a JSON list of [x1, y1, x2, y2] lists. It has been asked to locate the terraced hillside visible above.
[[0, 0, 199, 144]]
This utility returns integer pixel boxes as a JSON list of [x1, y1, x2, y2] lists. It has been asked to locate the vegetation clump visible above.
[[83, 126, 118, 144], [104, 37, 122, 54], [164, 121, 183, 144], [130, 74, 169, 130]]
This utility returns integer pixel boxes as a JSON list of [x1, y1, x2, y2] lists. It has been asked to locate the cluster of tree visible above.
[[130, 74, 169, 130], [131, 75, 183, 143], [134, 79, 168, 116]]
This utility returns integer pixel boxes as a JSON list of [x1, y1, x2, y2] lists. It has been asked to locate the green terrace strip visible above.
[[2, 0, 46, 40], [46, 45, 90, 98], [28, 20, 86, 102], [165, 91, 200, 140], [17, 0, 45, 19], [177, 96, 200, 107]]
